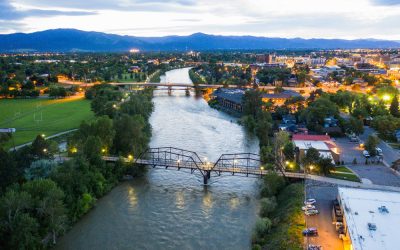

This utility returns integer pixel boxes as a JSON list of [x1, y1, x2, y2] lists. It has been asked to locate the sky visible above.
[[1, 0, 400, 39]]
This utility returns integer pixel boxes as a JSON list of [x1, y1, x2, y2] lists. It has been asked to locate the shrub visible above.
[[254, 217, 272, 240], [260, 197, 277, 217]]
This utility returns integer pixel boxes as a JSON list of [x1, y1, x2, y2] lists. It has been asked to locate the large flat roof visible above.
[[338, 187, 400, 250], [293, 140, 330, 151]]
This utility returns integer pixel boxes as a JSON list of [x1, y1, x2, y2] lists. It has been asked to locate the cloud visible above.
[[0, 0, 94, 20], [15, 0, 197, 11], [371, 0, 400, 5]]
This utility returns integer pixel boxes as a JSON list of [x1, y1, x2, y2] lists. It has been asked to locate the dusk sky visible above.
[[1, 0, 400, 39]]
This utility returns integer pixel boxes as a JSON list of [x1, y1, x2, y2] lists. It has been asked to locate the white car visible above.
[[304, 198, 317, 205], [376, 147, 383, 156], [302, 205, 316, 211], [363, 150, 370, 158], [305, 209, 319, 216]]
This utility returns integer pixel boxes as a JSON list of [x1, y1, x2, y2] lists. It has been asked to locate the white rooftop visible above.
[[338, 187, 400, 250], [293, 140, 330, 151]]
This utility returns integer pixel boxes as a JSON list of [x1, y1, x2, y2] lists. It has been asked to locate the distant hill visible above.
[[0, 29, 399, 52]]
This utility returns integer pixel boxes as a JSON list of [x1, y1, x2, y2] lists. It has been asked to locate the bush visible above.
[[254, 217, 272, 240], [260, 197, 277, 217], [261, 172, 286, 197], [24, 159, 58, 180]]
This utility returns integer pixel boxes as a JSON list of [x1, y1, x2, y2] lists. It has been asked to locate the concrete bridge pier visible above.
[[203, 170, 211, 185], [168, 86, 172, 95]]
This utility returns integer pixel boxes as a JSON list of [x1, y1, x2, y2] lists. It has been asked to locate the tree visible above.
[[371, 115, 400, 141], [283, 142, 295, 161], [31, 134, 50, 158], [365, 135, 380, 157], [113, 114, 149, 156], [348, 117, 364, 135], [261, 172, 285, 197], [0, 148, 19, 192], [302, 147, 320, 168], [390, 95, 400, 118], [242, 90, 263, 119], [0, 188, 39, 249], [300, 97, 339, 132], [23, 179, 67, 245], [24, 160, 57, 180], [259, 197, 277, 217], [317, 157, 335, 176]]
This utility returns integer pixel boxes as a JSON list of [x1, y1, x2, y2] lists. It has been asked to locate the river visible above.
[[56, 68, 260, 250]]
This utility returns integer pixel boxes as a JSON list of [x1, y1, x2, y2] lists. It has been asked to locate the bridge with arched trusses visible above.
[[104, 147, 305, 184]]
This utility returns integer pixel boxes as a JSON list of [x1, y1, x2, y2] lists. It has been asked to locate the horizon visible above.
[[2, 28, 400, 42], [1, 0, 400, 40]]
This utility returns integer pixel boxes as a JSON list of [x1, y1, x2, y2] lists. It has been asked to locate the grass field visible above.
[[328, 166, 361, 182], [0, 97, 94, 147]]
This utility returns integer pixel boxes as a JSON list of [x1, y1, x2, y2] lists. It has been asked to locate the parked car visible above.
[[308, 244, 322, 250], [302, 205, 316, 211], [349, 135, 359, 142], [304, 198, 317, 205], [363, 150, 370, 158], [305, 209, 319, 216], [302, 227, 318, 236], [376, 147, 383, 156]]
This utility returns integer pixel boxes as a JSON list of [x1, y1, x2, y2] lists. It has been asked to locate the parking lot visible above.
[[334, 137, 365, 164], [348, 165, 400, 186], [334, 136, 400, 186], [305, 180, 343, 250]]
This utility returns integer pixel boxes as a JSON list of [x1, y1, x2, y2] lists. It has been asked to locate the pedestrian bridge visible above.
[[103, 147, 305, 184]]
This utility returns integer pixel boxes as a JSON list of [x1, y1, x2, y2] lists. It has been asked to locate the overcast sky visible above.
[[1, 0, 400, 39]]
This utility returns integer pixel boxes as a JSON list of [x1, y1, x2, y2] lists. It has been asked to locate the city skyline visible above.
[[1, 0, 400, 40]]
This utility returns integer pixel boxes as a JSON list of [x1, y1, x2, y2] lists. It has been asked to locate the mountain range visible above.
[[0, 29, 399, 52]]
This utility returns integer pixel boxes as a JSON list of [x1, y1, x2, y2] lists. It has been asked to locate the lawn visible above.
[[328, 166, 361, 182], [0, 97, 94, 147]]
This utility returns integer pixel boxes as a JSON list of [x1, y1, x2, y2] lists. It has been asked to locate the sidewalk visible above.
[[308, 174, 400, 192]]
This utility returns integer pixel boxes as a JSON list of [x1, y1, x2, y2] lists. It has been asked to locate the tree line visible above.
[[0, 84, 154, 249]]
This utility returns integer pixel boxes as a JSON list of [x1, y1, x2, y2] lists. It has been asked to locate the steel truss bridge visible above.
[[105, 147, 305, 184]]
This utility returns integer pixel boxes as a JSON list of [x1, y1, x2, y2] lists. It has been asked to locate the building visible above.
[[261, 90, 302, 106], [319, 65, 346, 78], [256, 54, 274, 64], [337, 187, 400, 250], [292, 134, 340, 163], [212, 88, 245, 113]]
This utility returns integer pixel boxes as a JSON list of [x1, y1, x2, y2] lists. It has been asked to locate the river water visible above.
[[56, 68, 260, 250]]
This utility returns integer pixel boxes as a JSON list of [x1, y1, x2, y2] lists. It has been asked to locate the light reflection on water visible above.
[[56, 68, 260, 250]]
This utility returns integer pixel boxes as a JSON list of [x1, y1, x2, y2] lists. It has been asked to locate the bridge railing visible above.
[[136, 147, 205, 175], [212, 153, 262, 176]]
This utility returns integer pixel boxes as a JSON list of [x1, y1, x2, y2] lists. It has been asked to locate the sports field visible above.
[[0, 97, 94, 146]]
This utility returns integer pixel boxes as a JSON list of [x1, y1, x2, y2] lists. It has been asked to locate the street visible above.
[[305, 180, 343, 250], [359, 126, 400, 166]]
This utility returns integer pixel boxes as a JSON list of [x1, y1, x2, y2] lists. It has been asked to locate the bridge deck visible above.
[[103, 157, 305, 179]]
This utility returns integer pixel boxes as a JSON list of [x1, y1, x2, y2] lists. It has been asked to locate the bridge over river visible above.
[[103, 147, 305, 184]]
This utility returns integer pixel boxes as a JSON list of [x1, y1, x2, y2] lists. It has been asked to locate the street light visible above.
[[128, 155, 133, 162], [43, 148, 47, 153]]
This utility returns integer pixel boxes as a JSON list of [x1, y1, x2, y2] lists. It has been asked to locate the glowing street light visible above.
[[43, 148, 47, 153], [128, 154, 133, 161], [41, 134, 45, 138], [382, 95, 391, 101], [71, 147, 78, 153]]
